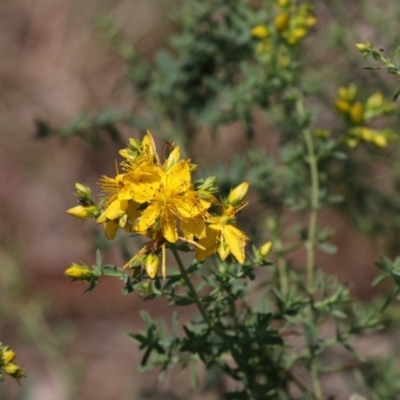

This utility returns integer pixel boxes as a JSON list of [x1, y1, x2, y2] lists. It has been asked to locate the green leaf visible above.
[[317, 242, 337, 254]]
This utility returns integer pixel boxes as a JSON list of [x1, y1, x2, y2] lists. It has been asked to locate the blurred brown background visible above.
[[0, 0, 393, 399]]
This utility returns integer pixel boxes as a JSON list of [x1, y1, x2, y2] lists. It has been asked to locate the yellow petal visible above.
[[104, 220, 119, 240], [196, 227, 219, 261], [102, 199, 128, 221], [180, 215, 206, 240], [142, 130, 160, 164], [163, 146, 181, 171], [135, 203, 161, 232], [222, 224, 248, 264], [162, 161, 191, 195], [161, 207, 178, 243]]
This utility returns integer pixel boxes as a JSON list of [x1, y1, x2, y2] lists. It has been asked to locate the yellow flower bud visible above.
[[260, 241, 273, 257], [145, 254, 159, 279], [305, 15, 317, 27], [277, 54, 290, 68], [291, 28, 307, 41], [359, 127, 373, 141], [119, 149, 132, 159], [313, 129, 331, 139], [64, 264, 93, 281], [335, 99, 351, 114], [338, 85, 357, 102], [277, 0, 289, 7], [251, 25, 270, 39], [346, 138, 359, 148], [355, 42, 372, 53], [372, 134, 388, 148], [2, 348, 16, 364], [75, 183, 92, 199], [128, 137, 141, 151], [227, 182, 249, 206], [275, 13, 290, 32], [349, 102, 364, 124], [366, 92, 383, 109], [3, 362, 24, 379], [256, 41, 272, 55], [66, 205, 98, 219]]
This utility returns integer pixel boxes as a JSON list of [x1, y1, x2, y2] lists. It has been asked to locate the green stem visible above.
[[275, 240, 288, 296], [311, 360, 323, 400], [171, 246, 212, 327], [303, 127, 319, 293]]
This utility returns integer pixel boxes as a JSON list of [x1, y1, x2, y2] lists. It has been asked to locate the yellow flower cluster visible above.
[[251, 0, 316, 57], [0, 343, 25, 382], [335, 85, 396, 148], [67, 131, 249, 279]]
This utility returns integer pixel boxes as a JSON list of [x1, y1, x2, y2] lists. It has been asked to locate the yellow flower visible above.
[[64, 263, 93, 281], [251, 25, 270, 39], [196, 216, 248, 264], [130, 159, 207, 243], [196, 193, 249, 264], [120, 130, 160, 169]]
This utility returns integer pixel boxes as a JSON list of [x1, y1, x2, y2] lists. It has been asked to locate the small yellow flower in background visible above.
[[251, 25, 270, 39], [335, 99, 351, 114], [366, 92, 383, 109], [313, 129, 331, 139], [335, 84, 397, 148], [275, 13, 290, 32], [277, 0, 289, 8], [372, 134, 388, 148], [338, 85, 357, 102], [355, 42, 373, 57], [2, 348, 16, 364], [1, 344, 25, 382], [64, 263, 93, 281], [349, 102, 364, 124]]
